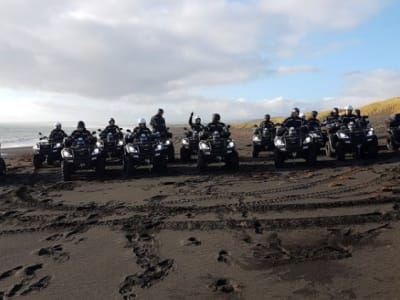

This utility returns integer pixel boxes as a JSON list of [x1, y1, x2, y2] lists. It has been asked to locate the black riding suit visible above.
[[49, 129, 68, 143]]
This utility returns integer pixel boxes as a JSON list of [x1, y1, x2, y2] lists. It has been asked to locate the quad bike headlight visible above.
[[367, 128, 375, 136], [182, 138, 189, 145], [274, 138, 285, 147], [92, 148, 100, 155], [253, 136, 261, 142], [55, 143, 62, 148], [227, 141, 235, 149], [199, 142, 210, 150], [156, 144, 163, 151], [338, 132, 349, 139], [127, 145, 138, 153], [304, 136, 312, 144], [33, 144, 39, 151], [165, 140, 171, 146], [96, 141, 103, 148], [62, 149, 73, 158], [118, 140, 124, 146]]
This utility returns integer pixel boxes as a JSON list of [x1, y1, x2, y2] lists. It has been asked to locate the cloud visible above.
[[1, 68, 399, 125], [0, 0, 389, 101]]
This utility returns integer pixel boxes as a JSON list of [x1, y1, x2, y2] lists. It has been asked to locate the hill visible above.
[[235, 97, 400, 129]]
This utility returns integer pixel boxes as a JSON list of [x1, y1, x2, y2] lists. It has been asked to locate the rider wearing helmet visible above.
[[282, 107, 303, 129], [132, 118, 152, 138], [70, 121, 94, 141], [49, 122, 68, 143], [259, 114, 274, 130], [306, 111, 321, 130], [326, 107, 340, 123], [354, 108, 369, 128], [100, 118, 122, 139], [205, 113, 230, 138], [189, 112, 205, 132], [340, 105, 356, 125]]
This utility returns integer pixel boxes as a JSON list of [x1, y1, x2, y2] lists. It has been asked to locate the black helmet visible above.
[[212, 113, 221, 122], [293, 107, 300, 113], [264, 114, 271, 120], [355, 109, 361, 115], [333, 107, 339, 113], [77, 121, 85, 129], [158, 108, 164, 114], [109, 118, 115, 125], [311, 110, 318, 117]]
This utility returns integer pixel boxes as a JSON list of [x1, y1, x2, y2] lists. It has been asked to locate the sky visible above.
[[0, 0, 399, 125]]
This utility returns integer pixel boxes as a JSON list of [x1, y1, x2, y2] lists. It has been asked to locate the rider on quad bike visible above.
[[49, 122, 68, 143], [258, 114, 274, 132], [252, 114, 275, 158], [150, 108, 175, 161], [189, 112, 205, 133], [100, 118, 123, 140], [204, 113, 230, 138], [129, 118, 153, 141], [180, 113, 205, 162], [70, 121, 94, 140], [340, 105, 356, 126]]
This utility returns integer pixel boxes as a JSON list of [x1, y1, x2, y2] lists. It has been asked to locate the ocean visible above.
[[0, 123, 131, 149]]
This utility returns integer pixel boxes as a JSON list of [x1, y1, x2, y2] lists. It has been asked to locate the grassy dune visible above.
[[235, 97, 400, 129]]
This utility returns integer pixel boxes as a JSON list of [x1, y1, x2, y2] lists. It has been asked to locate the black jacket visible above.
[[259, 121, 274, 129], [100, 125, 122, 139], [282, 117, 303, 129], [70, 129, 93, 140], [150, 114, 166, 133], [49, 129, 67, 142], [189, 115, 205, 132], [306, 118, 321, 130]]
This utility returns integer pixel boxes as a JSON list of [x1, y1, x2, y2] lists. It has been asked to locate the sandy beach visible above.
[[1, 124, 400, 300]]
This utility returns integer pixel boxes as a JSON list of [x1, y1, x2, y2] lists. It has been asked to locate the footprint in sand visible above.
[[0, 266, 23, 281], [38, 245, 70, 262], [185, 237, 201, 246], [217, 250, 232, 264], [211, 278, 241, 294]]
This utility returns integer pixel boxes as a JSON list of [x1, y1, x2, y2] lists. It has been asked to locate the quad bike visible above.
[[180, 128, 202, 162], [252, 126, 275, 158], [197, 129, 239, 171], [325, 122, 378, 160], [273, 126, 319, 167], [0, 143, 6, 177], [154, 129, 175, 162], [33, 132, 64, 168], [123, 132, 168, 175], [60, 135, 105, 181], [386, 115, 400, 151], [96, 130, 125, 165]]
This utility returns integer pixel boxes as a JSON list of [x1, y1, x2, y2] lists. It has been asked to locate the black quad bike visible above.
[[273, 126, 319, 167], [154, 129, 175, 162], [60, 136, 105, 181], [252, 126, 275, 158], [197, 130, 239, 171], [325, 122, 378, 160], [0, 143, 6, 177], [307, 126, 327, 152], [123, 133, 168, 175], [386, 120, 400, 151], [180, 128, 202, 162], [96, 130, 125, 165], [33, 132, 64, 168]]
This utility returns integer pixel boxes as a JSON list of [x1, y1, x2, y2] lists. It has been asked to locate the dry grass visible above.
[[234, 97, 400, 129]]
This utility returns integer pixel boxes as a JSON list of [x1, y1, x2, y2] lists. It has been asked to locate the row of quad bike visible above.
[[32, 127, 239, 181], [27, 121, 400, 181], [253, 120, 400, 167]]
